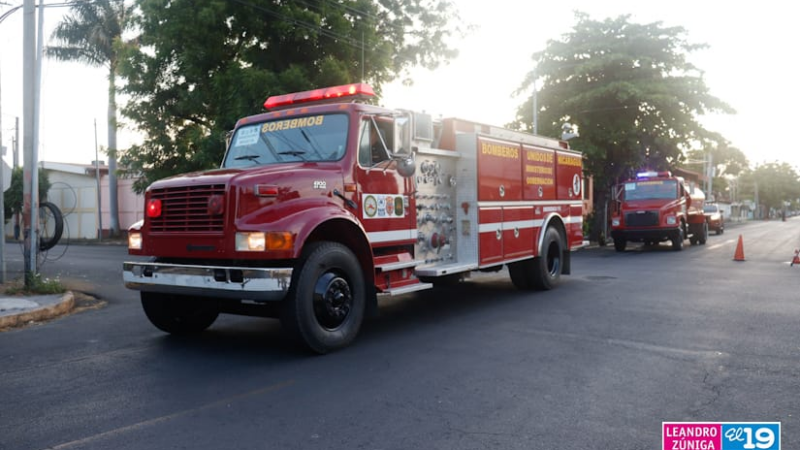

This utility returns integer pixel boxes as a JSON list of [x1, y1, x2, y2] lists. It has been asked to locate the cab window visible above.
[[358, 117, 393, 167]]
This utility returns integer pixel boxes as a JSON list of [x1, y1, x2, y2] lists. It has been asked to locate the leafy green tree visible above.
[[683, 134, 748, 199], [738, 163, 800, 212], [510, 13, 733, 241], [119, 0, 462, 192], [4, 168, 51, 223], [46, 0, 135, 237]]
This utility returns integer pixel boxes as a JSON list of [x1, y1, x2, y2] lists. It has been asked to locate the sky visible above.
[[1, 1, 799, 172]]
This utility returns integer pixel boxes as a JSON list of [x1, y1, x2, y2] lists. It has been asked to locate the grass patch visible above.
[[3, 273, 67, 296]]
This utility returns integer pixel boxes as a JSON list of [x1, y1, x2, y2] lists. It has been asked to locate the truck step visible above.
[[374, 252, 422, 272], [378, 282, 433, 297]]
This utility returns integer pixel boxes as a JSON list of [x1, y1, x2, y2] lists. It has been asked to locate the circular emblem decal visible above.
[[364, 195, 378, 217], [385, 196, 394, 216], [572, 174, 581, 196]]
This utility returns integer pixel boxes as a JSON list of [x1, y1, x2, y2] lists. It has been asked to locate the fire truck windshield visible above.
[[224, 113, 348, 168], [623, 179, 678, 200]]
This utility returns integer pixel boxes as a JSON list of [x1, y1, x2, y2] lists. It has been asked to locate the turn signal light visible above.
[[147, 199, 162, 218]]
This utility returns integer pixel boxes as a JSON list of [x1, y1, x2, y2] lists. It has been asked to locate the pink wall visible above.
[[101, 176, 144, 235]]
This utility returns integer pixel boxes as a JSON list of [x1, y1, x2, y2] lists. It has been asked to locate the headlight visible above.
[[128, 232, 142, 250], [236, 232, 266, 251], [236, 231, 294, 252], [666, 216, 677, 225], [611, 218, 620, 227]]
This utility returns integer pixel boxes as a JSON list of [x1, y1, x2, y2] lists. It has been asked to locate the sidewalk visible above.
[[0, 292, 75, 330]]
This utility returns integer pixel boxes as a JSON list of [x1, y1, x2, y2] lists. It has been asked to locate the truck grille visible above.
[[625, 211, 659, 227], [149, 184, 226, 232]]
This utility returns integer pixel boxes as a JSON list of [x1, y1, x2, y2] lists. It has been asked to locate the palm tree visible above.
[[46, 0, 134, 238]]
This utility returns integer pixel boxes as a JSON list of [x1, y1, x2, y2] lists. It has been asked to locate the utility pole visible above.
[[14, 116, 19, 168], [0, 56, 5, 283], [95, 119, 102, 240], [22, 0, 39, 284]]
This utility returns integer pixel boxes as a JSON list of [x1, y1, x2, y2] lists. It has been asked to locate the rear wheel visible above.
[[532, 227, 564, 290], [699, 222, 708, 245], [614, 238, 627, 252], [141, 292, 219, 334], [282, 242, 366, 354], [509, 259, 535, 290]]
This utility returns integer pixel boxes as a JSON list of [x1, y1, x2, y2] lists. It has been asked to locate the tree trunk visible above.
[[107, 65, 120, 238], [590, 187, 609, 246]]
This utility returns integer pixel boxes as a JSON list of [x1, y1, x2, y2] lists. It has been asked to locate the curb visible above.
[[0, 291, 75, 330]]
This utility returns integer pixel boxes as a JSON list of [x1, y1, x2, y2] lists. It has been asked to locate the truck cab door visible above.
[[354, 115, 416, 248]]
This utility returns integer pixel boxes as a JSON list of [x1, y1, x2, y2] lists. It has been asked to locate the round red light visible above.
[[207, 195, 224, 216], [147, 199, 162, 218]]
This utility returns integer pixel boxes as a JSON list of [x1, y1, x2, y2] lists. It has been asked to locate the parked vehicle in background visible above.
[[703, 203, 724, 235], [610, 171, 707, 251]]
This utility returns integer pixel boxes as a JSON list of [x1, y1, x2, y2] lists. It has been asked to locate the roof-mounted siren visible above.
[[264, 83, 375, 110]]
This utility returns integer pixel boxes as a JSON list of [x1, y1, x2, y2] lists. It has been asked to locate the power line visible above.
[[228, 0, 365, 51]]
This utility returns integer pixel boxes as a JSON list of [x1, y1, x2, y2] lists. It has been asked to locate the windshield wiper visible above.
[[278, 150, 307, 161], [234, 154, 261, 161]]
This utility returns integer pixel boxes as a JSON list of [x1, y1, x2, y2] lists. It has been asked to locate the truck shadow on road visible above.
[[142, 273, 567, 357]]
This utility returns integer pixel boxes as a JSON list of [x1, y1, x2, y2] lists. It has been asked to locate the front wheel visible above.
[[671, 227, 684, 251], [282, 242, 366, 354], [141, 292, 219, 334]]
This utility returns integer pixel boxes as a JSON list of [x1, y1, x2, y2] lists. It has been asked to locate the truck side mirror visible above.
[[395, 152, 416, 178]]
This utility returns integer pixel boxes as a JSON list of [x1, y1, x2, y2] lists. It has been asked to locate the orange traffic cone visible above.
[[733, 235, 745, 262], [792, 249, 800, 267]]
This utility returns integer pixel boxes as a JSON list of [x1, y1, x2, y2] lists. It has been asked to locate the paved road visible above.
[[1, 219, 798, 450]]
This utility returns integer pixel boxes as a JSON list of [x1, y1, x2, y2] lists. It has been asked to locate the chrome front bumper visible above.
[[123, 261, 293, 301]]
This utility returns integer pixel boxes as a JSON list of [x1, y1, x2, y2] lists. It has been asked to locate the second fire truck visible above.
[[610, 171, 707, 251], [123, 83, 586, 353]]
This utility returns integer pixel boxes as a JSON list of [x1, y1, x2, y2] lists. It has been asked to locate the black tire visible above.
[[141, 292, 219, 334], [39, 201, 64, 251], [671, 228, 684, 251], [699, 222, 708, 245], [532, 227, 564, 290], [282, 242, 366, 354], [508, 259, 535, 290], [614, 238, 627, 252]]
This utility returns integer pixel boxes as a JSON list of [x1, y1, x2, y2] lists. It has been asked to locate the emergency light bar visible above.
[[264, 83, 375, 110], [636, 171, 671, 179]]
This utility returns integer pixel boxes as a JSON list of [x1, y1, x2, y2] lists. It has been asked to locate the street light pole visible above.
[[531, 70, 538, 135]]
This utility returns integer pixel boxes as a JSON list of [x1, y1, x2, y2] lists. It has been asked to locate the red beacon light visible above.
[[147, 199, 162, 218], [264, 83, 375, 110]]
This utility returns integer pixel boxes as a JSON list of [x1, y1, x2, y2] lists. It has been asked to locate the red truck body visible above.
[[610, 171, 707, 251], [123, 83, 586, 352]]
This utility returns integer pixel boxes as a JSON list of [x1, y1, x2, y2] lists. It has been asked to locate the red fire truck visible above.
[[610, 171, 707, 252], [123, 83, 586, 353]]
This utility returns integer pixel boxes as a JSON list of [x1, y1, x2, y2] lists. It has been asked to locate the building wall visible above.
[[4, 166, 144, 240], [103, 177, 144, 234], [47, 171, 102, 239]]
